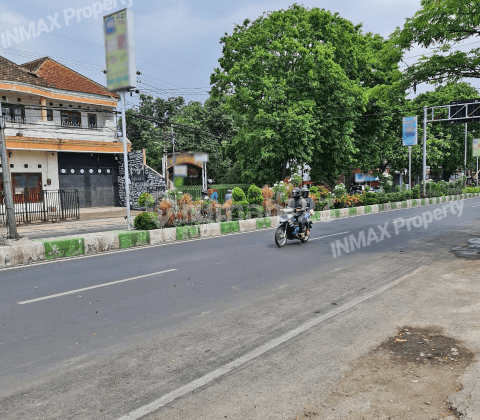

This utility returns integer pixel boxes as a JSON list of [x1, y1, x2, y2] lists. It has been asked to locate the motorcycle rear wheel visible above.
[[275, 226, 287, 247]]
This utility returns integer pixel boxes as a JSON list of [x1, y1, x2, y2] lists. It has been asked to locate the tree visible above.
[[211, 5, 403, 185], [211, 5, 371, 185], [171, 97, 238, 183], [394, 0, 480, 85], [125, 94, 237, 183], [125, 95, 185, 172]]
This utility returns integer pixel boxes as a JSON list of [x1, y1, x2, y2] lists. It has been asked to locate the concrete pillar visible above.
[[40, 97, 47, 121]]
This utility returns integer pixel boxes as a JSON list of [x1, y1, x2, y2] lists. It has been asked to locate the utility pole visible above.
[[465, 123, 468, 188], [477, 157, 479, 188], [409, 146, 412, 190], [120, 90, 132, 230], [0, 103, 18, 239], [423, 106, 427, 195]]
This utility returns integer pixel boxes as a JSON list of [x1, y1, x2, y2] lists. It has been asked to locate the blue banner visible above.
[[355, 173, 379, 183], [402, 116, 418, 146]]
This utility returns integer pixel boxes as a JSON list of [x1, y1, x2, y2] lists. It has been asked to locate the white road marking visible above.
[[115, 266, 422, 420], [471, 204, 480, 208], [17, 269, 177, 305], [310, 231, 350, 241]]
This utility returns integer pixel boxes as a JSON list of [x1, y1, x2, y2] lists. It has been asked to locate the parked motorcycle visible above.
[[274, 208, 313, 247]]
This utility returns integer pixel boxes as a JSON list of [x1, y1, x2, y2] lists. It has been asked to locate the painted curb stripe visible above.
[[2, 195, 480, 269]]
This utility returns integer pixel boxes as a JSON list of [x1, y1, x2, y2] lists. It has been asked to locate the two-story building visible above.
[[0, 55, 129, 208]]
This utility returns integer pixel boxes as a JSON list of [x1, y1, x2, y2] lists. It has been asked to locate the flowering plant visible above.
[[333, 183, 347, 198]]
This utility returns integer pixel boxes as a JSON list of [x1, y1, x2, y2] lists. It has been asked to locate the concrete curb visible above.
[[1, 193, 479, 268]]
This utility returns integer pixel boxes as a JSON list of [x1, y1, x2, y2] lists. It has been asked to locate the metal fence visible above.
[[0, 190, 80, 226]]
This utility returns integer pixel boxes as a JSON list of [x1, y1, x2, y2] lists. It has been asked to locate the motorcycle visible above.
[[274, 208, 313, 247]]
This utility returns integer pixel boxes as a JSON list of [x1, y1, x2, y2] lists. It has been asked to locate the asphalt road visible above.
[[1, 198, 479, 419]]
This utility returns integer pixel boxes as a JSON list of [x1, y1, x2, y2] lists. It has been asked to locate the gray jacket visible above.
[[288, 197, 307, 211]]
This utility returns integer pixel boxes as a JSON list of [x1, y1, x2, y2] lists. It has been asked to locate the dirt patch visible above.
[[382, 326, 474, 366], [293, 326, 475, 420]]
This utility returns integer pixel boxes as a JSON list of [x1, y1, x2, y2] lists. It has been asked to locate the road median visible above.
[[1, 193, 479, 268]]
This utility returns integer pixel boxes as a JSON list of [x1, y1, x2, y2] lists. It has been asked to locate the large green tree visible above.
[[125, 95, 236, 183], [125, 95, 186, 171], [171, 97, 238, 183], [211, 5, 403, 185], [394, 0, 480, 85]]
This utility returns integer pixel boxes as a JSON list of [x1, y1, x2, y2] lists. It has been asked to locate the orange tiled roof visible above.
[[21, 57, 119, 100], [0, 55, 51, 87]]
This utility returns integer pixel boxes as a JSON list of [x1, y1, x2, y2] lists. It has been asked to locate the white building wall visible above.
[[0, 150, 59, 191], [2, 91, 117, 141]]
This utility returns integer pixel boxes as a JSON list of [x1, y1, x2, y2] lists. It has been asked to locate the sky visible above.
[[0, 0, 474, 109]]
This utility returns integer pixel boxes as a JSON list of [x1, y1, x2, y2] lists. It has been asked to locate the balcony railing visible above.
[[3, 116, 105, 130], [0, 190, 80, 226]]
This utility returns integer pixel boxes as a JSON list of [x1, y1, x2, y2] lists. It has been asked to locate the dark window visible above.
[[88, 114, 97, 129], [24, 164, 28, 168], [47, 109, 53, 121], [61, 111, 81, 127], [38, 164, 42, 168], [1, 103, 25, 122]]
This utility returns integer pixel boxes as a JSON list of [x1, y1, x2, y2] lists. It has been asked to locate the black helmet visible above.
[[301, 186, 309, 198], [292, 187, 301, 198]]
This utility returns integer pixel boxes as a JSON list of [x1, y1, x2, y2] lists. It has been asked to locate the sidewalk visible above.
[[290, 225, 480, 420], [14, 207, 142, 239]]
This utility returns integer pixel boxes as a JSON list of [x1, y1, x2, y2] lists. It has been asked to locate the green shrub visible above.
[[134, 212, 159, 230], [231, 200, 248, 220], [247, 204, 264, 218], [464, 186, 480, 194], [138, 192, 155, 208], [247, 184, 263, 205], [412, 185, 420, 199], [333, 183, 347, 198], [290, 173, 303, 187], [232, 187, 247, 202], [316, 200, 328, 211], [309, 186, 319, 195], [362, 192, 379, 205]]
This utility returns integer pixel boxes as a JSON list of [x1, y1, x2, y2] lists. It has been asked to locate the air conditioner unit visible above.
[[2, 96, 8, 102]]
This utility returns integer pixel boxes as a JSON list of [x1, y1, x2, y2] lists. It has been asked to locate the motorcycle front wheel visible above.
[[275, 226, 287, 247]]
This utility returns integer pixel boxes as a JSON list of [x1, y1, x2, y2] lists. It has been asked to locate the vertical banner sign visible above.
[[473, 138, 480, 157], [104, 9, 137, 92], [402, 116, 418, 146]]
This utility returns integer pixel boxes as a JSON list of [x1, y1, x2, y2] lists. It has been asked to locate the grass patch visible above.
[[176, 226, 200, 240], [43, 238, 85, 260], [118, 231, 150, 249], [220, 221, 240, 234]]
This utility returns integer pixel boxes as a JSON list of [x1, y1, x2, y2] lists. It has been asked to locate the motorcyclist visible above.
[[287, 187, 307, 237], [302, 186, 315, 236]]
